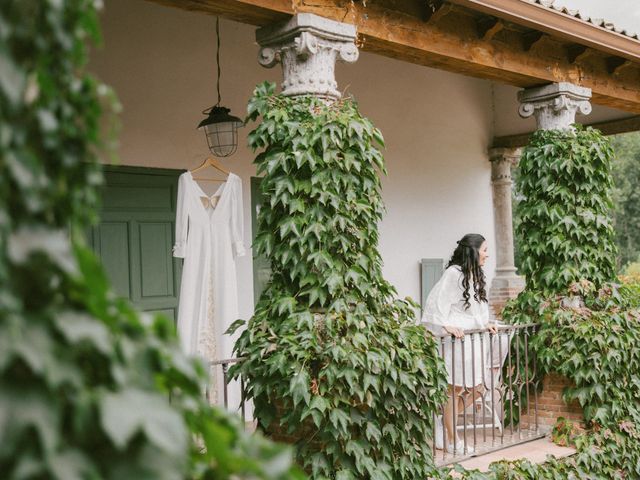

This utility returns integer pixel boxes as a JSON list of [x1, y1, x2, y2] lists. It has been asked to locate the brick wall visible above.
[[521, 373, 583, 429], [489, 285, 525, 319]]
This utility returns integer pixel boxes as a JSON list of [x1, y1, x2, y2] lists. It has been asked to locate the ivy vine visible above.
[[231, 82, 448, 479], [0, 2, 301, 479], [515, 126, 618, 293]]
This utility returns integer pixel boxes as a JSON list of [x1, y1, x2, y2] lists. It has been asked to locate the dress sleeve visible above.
[[421, 267, 463, 332], [479, 301, 490, 327], [173, 174, 188, 258], [231, 176, 246, 258]]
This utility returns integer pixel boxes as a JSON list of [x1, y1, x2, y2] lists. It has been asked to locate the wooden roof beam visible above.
[[145, 0, 640, 113], [493, 115, 640, 149]]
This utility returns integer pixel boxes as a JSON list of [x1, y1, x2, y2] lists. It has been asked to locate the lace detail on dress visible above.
[[199, 262, 218, 404]]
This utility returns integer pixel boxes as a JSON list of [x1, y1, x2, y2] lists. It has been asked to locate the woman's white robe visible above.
[[421, 265, 490, 387]]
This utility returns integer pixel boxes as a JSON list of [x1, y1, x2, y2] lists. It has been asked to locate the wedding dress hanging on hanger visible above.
[[173, 167, 245, 407]]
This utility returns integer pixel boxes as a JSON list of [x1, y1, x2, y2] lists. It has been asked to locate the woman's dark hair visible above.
[[447, 233, 488, 309]]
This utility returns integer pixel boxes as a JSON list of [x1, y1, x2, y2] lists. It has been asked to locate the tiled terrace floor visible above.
[[433, 426, 554, 466], [453, 436, 575, 472]]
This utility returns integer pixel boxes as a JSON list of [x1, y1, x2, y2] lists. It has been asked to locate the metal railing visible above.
[[427, 323, 542, 464], [209, 323, 542, 464], [209, 357, 251, 425]]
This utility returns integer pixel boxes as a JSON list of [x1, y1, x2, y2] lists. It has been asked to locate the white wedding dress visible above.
[[173, 171, 245, 407]]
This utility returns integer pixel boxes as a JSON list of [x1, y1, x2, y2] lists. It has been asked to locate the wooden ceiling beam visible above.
[[492, 115, 640, 149], [145, 0, 640, 113]]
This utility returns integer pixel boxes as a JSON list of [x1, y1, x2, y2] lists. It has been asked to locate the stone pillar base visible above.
[[489, 274, 525, 318]]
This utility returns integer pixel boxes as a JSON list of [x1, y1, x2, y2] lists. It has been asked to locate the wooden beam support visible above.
[[492, 115, 640, 148], [608, 58, 635, 78], [566, 44, 588, 64], [522, 30, 544, 52], [424, 1, 454, 24], [476, 16, 503, 41], [145, 0, 640, 113]]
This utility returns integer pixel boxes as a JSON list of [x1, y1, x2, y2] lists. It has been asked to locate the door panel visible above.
[[90, 166, 183, 322], [139, 222, 174, 298], [95, 222, 131, 298]]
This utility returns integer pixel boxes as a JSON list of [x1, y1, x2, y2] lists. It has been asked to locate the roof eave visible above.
[[449, 0, 640, 63]]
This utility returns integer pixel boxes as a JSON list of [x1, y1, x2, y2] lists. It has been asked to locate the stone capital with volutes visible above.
[[489, 147, 522, 184], [256, 13, 359, 100], [518, 82, 592, 130]]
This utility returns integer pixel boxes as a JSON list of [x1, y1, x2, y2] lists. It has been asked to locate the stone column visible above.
[[489, 147, 525, 317], [256, 13, 359, 100], [518, 82, 592, 130]]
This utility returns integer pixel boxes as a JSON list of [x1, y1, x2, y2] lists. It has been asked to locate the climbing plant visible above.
[[514, 126, 617, 294], [231, 82, 448, 479], [0, 2, 301, 479]]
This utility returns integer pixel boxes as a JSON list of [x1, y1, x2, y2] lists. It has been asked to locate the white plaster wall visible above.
[[91, 0, 497, 321], [492, 83, 633, 137]]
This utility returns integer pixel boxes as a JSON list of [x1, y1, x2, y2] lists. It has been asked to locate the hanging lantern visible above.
[[199, 17, 243, 157], [198, 106, 243, 157]]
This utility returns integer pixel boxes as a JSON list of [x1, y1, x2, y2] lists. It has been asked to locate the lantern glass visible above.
[[202, 121, 241, 157], [198, 106, 243, 157]]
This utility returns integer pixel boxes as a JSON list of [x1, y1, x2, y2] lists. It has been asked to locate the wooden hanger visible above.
[[190, 156, 230, 182]]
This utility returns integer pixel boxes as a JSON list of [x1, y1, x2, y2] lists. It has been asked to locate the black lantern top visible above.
[[198, 106, 243, 130]]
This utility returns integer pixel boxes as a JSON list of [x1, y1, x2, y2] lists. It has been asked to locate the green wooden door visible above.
[[89, 166, 182, 322]]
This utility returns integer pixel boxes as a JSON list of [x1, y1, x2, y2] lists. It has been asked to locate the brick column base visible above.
[[526, 373, 583, 429], [489, 284, 525, 319]]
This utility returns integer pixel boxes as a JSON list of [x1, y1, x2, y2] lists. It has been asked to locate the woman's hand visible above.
[[487, 323, 498, 334], [443, 325, 465, 338]]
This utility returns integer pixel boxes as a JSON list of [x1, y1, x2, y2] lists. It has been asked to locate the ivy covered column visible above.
[[233, 11, 448, 479], [256, 12, 359, 100], [489, 147, 524, 316]]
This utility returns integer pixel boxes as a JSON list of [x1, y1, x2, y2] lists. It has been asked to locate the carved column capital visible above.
[[256, 13, 359, 100], [489, 147, 522, 183], [518, 82, 592, 130]]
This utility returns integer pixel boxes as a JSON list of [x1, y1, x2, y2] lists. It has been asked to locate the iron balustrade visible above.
[[209, 323, 542, 464], [425, 322, 542, 464], [209, 357, 250, 425]]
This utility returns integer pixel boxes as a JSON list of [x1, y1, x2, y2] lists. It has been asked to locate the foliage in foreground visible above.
[[0, 1, 301, 479], [232, 82, 448, 479]]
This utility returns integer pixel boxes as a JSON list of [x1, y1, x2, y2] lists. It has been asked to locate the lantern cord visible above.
[[216, 16, 222, 107]]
